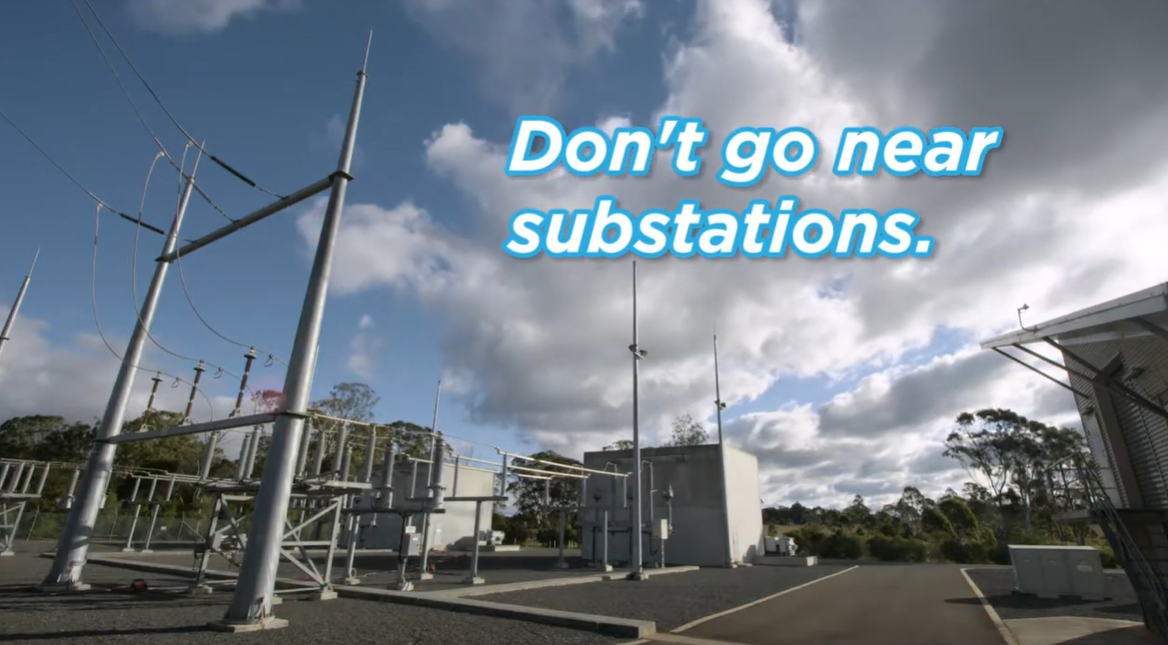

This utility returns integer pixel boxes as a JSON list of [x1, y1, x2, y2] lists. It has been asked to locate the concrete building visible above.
[[980, 283, 1168, 633], [352, 460, 496, 551], [578, 443, 763, 568]]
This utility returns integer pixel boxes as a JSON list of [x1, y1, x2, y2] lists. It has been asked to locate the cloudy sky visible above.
[[1, 0, 1166, 509]]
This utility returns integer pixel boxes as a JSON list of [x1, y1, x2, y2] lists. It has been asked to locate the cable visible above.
[[77, 0, 287, 201], [130, 146, 287, 368], [89, 203, 215, 422], [0, 108, 132, 218], [122, 151, 258, 406], [69, 0, 236, 225], [173, 253, 288, 367]]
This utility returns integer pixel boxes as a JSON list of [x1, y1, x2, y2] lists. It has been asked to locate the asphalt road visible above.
[[682, 564, 1007, 645]]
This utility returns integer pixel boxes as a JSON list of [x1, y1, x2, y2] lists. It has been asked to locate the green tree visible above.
[[505, 451, 582, 528], [118, 410, 208, 473], [606, 439, 634, 451], [0, 415, 95, 461], [665, 414, 708, 447]]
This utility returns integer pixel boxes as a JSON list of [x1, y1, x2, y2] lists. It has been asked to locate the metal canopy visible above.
[[978, 282, 1168, 424], [981, 283, 1168, 349]]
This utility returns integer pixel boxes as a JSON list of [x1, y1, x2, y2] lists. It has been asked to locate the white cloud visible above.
[[0, 311, 237, 429], [402, 0, 644, 113], [98, 0, 1164, 509], [298, 0, 1168, 506], [126, 0, 301, 35], [345, 314, 385, 380]]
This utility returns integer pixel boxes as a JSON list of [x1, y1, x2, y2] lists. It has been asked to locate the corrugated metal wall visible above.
[[1065, 336, 1168, 511]]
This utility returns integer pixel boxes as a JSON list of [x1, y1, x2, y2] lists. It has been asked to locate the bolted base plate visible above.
[[208, 617, 289, 633]]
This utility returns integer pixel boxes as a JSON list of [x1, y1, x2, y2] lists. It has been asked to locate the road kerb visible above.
[[960, 567, 1022, 645]]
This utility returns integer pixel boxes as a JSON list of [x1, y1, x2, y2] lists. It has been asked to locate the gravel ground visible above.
[[965, 567, 1143, 622], [482, 563, 852, 631], [0, 554, 621, 645]]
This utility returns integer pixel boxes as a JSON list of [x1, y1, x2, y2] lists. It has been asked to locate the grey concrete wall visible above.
[[354, 461, 496, 551], [723, 444, 764, 564], [578, 443, 761, 567]]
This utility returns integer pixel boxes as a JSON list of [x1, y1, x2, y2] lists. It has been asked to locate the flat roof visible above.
[[980, 282, 1168, 349]]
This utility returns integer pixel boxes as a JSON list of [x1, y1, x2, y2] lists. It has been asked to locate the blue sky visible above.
[[0, 0, 709, 455], [3, 0, 1127, 509]]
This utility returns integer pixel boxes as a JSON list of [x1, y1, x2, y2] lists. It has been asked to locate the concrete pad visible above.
[[0, 551, 15, 557], [752, 556, 817, 567], [313, 589, 338, 601], [1003, 617, 1158, 645], [462, 576, 486, 585], [208, 617, 290, 632], [482, 545, 522, 552]]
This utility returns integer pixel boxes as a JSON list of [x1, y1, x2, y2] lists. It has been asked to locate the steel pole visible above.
[[628, 261, 646, 580], [0, 249, 38, 365], [221, 35, 369, 627], [417, 380, 442, 579], [43, 147, 204, 589], [713, 334, 735, 567]]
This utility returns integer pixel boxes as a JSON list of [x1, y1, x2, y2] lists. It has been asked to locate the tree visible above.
[[944, 408, 1086, 534], [0, 415, 94, 462], [312, 382, 379, 423], [308, 382, 381, 471], [505, 451, 582, 528], [665, 414, 708, 447], [118, 410, 207, 474], [606, 439, 634, 451]]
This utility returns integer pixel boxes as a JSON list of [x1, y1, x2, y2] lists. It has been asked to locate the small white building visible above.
[[578, 443, 764, 567], [352, 459, 497, 551]]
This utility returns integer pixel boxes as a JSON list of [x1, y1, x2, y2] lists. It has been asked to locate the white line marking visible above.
[[670, 565, 861, 634], [961, 567, 1022, 645]]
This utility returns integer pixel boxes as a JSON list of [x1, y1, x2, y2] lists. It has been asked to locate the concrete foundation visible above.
[[754, 555, 818, 567]]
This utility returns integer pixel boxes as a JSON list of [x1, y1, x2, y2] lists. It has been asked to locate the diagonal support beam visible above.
[[1040, 338, 1168, 423], [107, 412, 278, 444], [993, 347, 1090, 398], [158, 174, 340, 263]]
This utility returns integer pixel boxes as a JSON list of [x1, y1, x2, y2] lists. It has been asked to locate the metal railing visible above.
[[1078, 457, 1168, 641]]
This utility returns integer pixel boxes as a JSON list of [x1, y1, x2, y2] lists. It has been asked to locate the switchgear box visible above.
[[651, 518, 670, 540], [401, 532, 423, 557]]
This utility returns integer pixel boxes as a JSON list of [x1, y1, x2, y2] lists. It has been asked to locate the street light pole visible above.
[[628, 261, 647, 580]]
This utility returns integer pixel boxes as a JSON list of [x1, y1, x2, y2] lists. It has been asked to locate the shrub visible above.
[[821, 530, 865, 559], [788, 525, 829, 557], [867, 535, 929, 562]]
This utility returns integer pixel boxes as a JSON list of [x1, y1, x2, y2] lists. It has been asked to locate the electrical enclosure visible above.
[[1009, 545, 1108, 600], [652, 518, 669, 540], [401, 532, 423, 557]]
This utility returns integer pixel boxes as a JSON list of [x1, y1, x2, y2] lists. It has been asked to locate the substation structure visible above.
[[39, 33, 377, 632], [981, 283, 1168, 640], [23, 32, 655, 632], [579, 443, 765, 569]]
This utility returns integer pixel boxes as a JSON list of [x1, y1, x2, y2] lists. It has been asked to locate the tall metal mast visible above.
[[0, 249, 39, 365]]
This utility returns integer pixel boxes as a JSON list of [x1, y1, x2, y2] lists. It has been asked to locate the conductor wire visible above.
[[90, 202, 216, 422]]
